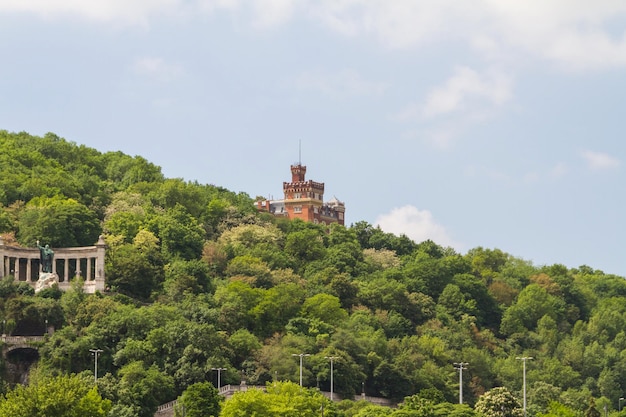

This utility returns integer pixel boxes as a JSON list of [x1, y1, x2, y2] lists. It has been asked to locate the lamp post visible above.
[[291, 353, 310, 386], [89, 349, 103, 382], [325, 356, 338, 401], [620, 397, 624, 411], [516, 357, 533, 417], [453, 362, 469, 404], [211, 367, 226, 388]]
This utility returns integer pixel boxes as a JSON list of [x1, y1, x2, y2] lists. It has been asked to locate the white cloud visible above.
[[132, 57, 184, 81], [3, 1, 626, 70], [394, 66, 512, 149], [523, 162, 568, 184], [0, 0, 238, 25], [580, 150, 621, 170], [251, 0, 295, 28], [421, 67, 513, 118], [293, 68, 387, 98], [0, 0, 180, 25], [375, 205, 460, 249], [479, 1, 626, 71], [550, 162, 568, 178], [308, 0, 473, 48]]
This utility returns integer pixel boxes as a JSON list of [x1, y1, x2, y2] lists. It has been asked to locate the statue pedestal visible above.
[[36, 272, 59, 293]]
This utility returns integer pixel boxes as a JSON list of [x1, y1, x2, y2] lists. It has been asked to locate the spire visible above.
[[291, 140, 306, 182]]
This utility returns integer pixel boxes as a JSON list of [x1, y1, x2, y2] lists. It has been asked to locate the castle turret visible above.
[[256, 161, 345, 226], [291, 164, 306, 182]]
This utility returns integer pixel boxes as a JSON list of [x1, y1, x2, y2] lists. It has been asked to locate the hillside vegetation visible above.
[[0, 130, 624, 417]]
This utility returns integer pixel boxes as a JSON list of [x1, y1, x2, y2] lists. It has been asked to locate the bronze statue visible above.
[[36, 240, 54, 273]]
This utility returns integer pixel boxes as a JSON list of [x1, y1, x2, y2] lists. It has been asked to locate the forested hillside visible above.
[[0, 130, 625, 417]]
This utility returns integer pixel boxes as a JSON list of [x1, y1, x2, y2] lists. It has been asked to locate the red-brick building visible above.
[[255, 163, 345, 226]]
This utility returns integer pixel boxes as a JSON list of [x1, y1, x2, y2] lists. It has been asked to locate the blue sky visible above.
[[1, 1, 625, 276]]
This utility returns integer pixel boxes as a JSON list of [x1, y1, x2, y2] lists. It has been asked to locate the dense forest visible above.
[[0, 130, 625, 417]]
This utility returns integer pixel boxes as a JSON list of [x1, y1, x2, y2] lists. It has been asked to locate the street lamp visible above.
[[211, 367, 226, 388], [453, 362, 469, 404], [89, 349, 103, 382], [516, 357, 533, 417], [291, 353, 311, 386], [325, 356, 338, 401], [620, 397, 624, 412]]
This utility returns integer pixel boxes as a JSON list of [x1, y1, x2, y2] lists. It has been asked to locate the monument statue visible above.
[[37, 240, 54, 273]]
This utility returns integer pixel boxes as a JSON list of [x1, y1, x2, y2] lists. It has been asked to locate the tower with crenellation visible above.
[[256, 162, 345, 226]]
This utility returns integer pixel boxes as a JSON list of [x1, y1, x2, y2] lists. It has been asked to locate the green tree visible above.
[[105, 236, 164, 300], [0, 373, 111, 417], [164, 258, 213, 300], [397, 395, 436, 416], [500, 284, 565, 336], [584, 397, 601, 417], [301, 293, 348, 325], [285, 228, 326, 269], [474, 387, 523, 417], [220, 381, 334, 417], [151, 203, 205, 260], [175, 381, 221, 417], [18, 196, 101, 247], [102, 361, 175, 417], [536, 402, 579, 417]]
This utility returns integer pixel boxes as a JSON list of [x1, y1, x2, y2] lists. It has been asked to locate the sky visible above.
[[1, 1, 625, 277]]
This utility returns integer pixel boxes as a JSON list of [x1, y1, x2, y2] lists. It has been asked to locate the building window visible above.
[[313, 219, 319, 224], [339, 213, 343, 220], [313, 206, 319, 213], [294, 193, 301, 199], [294, 206, 302, 213]]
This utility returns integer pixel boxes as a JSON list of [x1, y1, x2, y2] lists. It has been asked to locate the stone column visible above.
[[26, 258, 32, 282], [87, 257, 92, 281], [64, 257, 69, 283], [14, 258, 20, 281], [96, 236, 105, 280]]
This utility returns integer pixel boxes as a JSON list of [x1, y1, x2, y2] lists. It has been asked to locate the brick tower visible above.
[[255, 162, 345, 226]]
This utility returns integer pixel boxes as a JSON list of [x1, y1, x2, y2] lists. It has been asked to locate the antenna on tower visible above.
[[298, 139, 302, 165]]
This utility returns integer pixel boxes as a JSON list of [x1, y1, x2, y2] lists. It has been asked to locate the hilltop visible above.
[[0, 130, 624, 417]]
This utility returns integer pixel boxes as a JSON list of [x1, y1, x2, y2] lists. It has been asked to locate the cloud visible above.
[[308, 0, 470, 48], [293, 68, 387, 98], [250, 0, 296, 28], [421, 66, 513, 118], [550, 162, 568, 178], [309, 1, 626, 70], [0, 0, 181, 25], [0, 0, 239, 25], [394, 66, 512, 149], [580, 150, 620, 170], [132, 57, 184, 81], [3, 1, 626, 70], [375, 205, 460, 249], [478, 1, 626, 71]]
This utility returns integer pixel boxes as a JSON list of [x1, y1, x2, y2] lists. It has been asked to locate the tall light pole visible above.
[[89, 349, 103, 382], [211, 367, 226, 388], [453, 362, 469, 404], [620, 397, 624, 412], [516, 357, 533, 417], [325, 356, 338, 401], [291, 353, 310, 386]]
